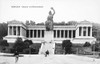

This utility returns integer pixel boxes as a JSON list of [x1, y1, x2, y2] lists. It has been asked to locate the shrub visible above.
[[0, 40, 9, 47], [0, 40, 9, 52], [62, 40, 72, 54], [24, 39, 33, 47], [13, 37, 29, 53], [83, 42, 91, 47], [92, 42, 100, 51]]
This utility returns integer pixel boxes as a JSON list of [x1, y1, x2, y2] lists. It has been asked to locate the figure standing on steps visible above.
[[45, 50, 49, 57], [14, 51, 19, 63], [45, 7, 55, 31]]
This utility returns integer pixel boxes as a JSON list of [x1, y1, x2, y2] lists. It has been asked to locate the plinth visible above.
[[39, 31, 55, 54], [44, 31, 53, 42]]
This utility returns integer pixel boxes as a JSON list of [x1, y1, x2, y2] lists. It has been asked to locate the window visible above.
[[54, 30, 56, 38]]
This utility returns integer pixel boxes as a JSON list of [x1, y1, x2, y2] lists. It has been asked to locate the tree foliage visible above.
[[67, 21, 78, 25], [0, 40, 9, 47], [83, 42, 91, 47], [24, 39, 33, 47], [13, 37, 28, 53], [62, 40, 72, 54], [92, 42, 100, 51], [0, 23, 7, 39]]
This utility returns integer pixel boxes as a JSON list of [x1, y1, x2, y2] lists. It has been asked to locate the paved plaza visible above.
[[0, 53, 100, 64]]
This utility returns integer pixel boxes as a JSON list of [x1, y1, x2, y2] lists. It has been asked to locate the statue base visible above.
[[44, 31, 53, 42], [39, 30, 55, 54]]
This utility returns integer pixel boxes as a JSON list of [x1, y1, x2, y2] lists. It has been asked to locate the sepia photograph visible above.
[[0, 0, 100, 64]]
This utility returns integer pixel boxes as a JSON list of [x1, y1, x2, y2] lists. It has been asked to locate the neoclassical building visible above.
[[3, 20, 96, 43]]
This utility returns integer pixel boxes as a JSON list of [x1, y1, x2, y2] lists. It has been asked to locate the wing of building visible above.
[[3, 20, 96, 44]]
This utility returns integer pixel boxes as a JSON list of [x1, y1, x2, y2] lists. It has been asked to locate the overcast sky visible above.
[[0, 0, 100, 24]]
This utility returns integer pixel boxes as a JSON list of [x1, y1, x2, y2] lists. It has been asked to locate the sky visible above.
[[0, 0, 100, 24]]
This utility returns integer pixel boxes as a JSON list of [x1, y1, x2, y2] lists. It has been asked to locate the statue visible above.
[[45, 7, 55, 31]]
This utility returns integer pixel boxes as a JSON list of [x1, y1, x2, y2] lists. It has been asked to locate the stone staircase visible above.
[[39, 41, 55, 54]]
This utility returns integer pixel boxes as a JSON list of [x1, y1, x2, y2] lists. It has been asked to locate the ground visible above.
[[0, 53, 100, 64]]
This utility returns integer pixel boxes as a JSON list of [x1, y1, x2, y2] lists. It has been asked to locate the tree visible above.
[[0, 40, 9, 51], [24, 39, 33, 47], [62, 40, 72, 54], [92, 42, 100, 51], [0, 23, 7, 39], [67, 21, 78, 25], [13, 37, 28, 53], [83, 42, 91, 47], [30, 20, 35, 25], [25, 20, 30, 25]]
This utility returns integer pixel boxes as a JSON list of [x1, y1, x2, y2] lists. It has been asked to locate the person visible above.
[[14, 51, 19, 63], [45, 50, 49, 57]]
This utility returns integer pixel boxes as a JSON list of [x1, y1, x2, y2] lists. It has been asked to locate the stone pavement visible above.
[[0, 54, 100, 64]]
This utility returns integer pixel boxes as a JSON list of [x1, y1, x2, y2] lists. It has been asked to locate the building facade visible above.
[[3, 20, 96, 43]]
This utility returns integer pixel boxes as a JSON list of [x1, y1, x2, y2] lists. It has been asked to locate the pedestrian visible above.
[[45, 50, 49, 57], [14, 51, 19, 63]]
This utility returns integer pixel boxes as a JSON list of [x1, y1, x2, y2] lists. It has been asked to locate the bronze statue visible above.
[[45, 7, 55, 31]]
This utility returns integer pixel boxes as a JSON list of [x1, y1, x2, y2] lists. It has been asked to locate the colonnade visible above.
[[79, 27, 92, 37], [26, 30, 44, 38], [8, 26, 22, 36], [54, 30, 76, 38]]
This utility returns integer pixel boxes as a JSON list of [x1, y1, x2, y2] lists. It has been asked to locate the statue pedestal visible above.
[[44, 31, 53, 42], [39, 31, 55, 54]]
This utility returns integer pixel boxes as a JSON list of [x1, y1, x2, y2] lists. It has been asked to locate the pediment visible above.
[[8, 20, 23, 24], [79, 20, 91, 24]]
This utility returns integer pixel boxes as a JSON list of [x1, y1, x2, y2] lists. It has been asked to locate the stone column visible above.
[[12, 26, 14, 35], [41, 30, 42, 38], [67, 30, 69, 38], [86, 27, 88, 36], [56, 30, 57, 38], [16, 26, 18, 36], [8, 26, 10, 35], [37, 30, 38, 38], [20, 27, 22, 36], [71, 30, 73, 38], [90, 27, 92, 37], [81, 27, 83, 36]]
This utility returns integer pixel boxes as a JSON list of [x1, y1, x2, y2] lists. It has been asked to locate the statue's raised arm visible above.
[[51, 7, 55, 16]]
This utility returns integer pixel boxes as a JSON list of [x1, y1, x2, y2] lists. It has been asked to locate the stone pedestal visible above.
[[44, 31, 53, 42], [39, 31, 55, 54]]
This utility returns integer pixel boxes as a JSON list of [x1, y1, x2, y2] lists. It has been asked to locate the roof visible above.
[[79, 20, 91, 24], [7, 20, 23, 24]]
